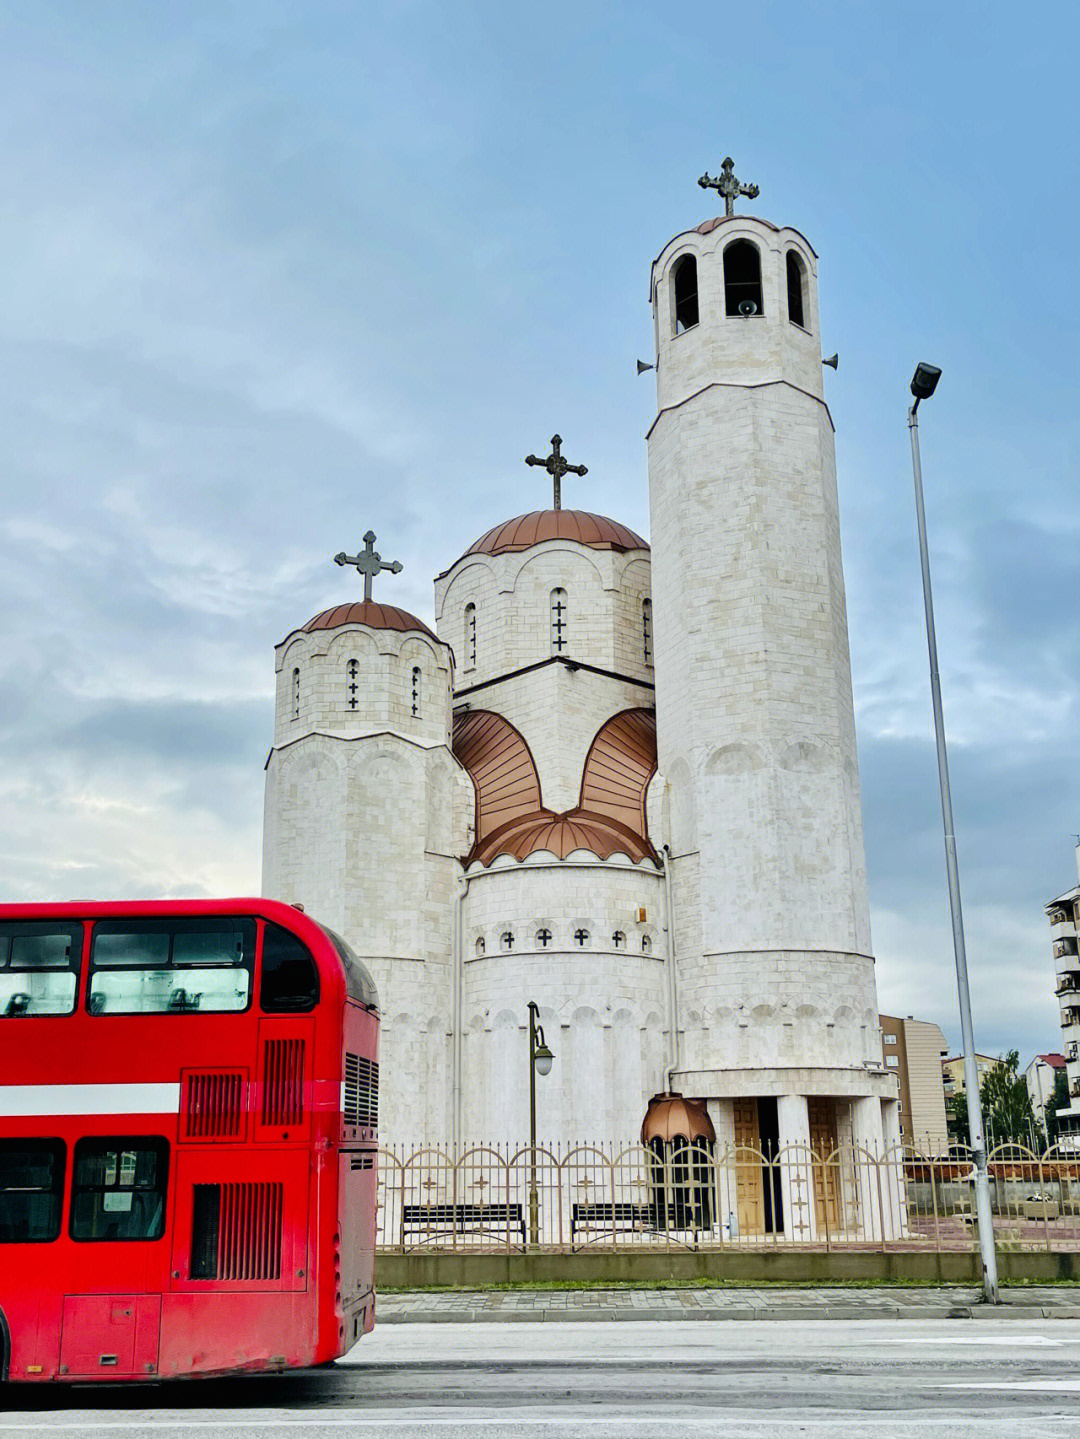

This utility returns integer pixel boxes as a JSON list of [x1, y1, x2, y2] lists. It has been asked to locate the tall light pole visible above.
[[526, 1000, 554, 1248], [908, 363, 999, 1303]]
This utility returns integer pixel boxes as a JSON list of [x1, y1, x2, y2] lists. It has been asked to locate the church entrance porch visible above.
[[703, 1092, 905, 1244]]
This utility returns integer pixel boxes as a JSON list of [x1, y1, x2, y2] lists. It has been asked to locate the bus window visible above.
[[260, 923, 319, 1012], [0, 1139, 65, 1242], [0, 922, 82, 1017], [316, 923, 379, 1009], [88, 918, 254, 1014], [70, 1137, 169, 1242]]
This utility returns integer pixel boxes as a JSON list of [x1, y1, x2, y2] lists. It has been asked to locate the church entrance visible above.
[[808, 1097, 841, 1235]]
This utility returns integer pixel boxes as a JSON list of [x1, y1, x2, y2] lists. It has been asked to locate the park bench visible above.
[[570, 1200, 653, 1249], [400, 1202, 525, 1249]]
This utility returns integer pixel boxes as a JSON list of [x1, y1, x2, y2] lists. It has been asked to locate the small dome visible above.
[[301, 600, 437, 641], [641, 1092, 716, 1145], [460, 510, 648, 561]]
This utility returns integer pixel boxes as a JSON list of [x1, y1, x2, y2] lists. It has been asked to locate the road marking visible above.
[[3, 1416, 1080, 1431], [942, 1379, 1080, 1391], [866, 1335, 1062, 1346]]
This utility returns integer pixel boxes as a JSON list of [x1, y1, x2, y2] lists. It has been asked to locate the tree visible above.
[[980, 1050, 1040, 1149], [1044, 1068, 1071, 1151]]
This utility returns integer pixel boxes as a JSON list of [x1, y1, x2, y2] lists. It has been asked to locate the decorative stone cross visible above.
[[525, 434, 588, 511], [334, 530, 403, 602], [698, 157, 760, 217]]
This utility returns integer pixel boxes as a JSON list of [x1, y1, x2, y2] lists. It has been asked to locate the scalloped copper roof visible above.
[[453, 706, 658, 867], [641, 1092, 716, 1145], [452, 710, 542, 845], [301, 600, 437, 641], [472, 808, 655, 866], [461, 510, 648, 560], [580, 709, 657, 838]]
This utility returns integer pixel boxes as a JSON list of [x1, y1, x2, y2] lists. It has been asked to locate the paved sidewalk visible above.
[[376, 1285, 1080, 1323]]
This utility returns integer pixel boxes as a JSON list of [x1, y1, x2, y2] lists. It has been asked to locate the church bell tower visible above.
[[646, 161, 898, 1228]]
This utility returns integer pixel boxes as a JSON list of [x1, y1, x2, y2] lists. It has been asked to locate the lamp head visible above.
[[910, 363, 942, 401], [533, 1041, 554, 1077]]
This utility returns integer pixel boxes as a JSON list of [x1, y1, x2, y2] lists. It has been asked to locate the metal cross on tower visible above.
[[698, 157, 760, 217], [524, 434, 588, 511], [333, 530, 403, 602]]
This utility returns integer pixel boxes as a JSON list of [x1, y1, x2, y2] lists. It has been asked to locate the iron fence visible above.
[[374, 1141, 1080, 1252]]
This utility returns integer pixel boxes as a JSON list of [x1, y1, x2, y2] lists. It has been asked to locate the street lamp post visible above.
[[907, 363, 999, 1304], [527, 1000, 554, 1248]]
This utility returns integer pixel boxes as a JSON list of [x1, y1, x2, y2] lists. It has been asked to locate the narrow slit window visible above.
[[464, 603, 477, 668], [501, 930, 515, 952], [642, 598, 652, 665], [671, 254, 699, 334], [573, 928, 589, 948], [786, 251, 806, 327], [724, 240, 763, 317], [536, 928, 552, 949], [612, 931, 625, 949], [550, 588, 567, 653], [411, 666, 421, 717], [641, 934, 652, 954], [474, 937, 485, 957], [292, 668, 300, 721], [346, 659, 359, 710]]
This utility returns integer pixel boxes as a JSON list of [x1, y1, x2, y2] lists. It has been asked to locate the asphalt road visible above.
[[3, 1318, 1080, 1437]]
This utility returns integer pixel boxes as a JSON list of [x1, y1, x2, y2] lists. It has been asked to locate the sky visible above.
[[1, 1, 1077, 1066]]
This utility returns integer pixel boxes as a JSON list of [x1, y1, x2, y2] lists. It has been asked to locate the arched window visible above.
[[411, 666, 421, 717], [291, 667, 300, 721], [641, 933, 652, 954], [550, 588, 567, 653], [475, 937, 485, 957], [346, 658, 359, 710], [642, 598, 652, 665], [786, 251, 806, 327], [672, 254, 699, 334], [464, 603, 477, 668], [536, 928, 552, 948], [612, 931, 626, 949], [500, 930, 515, 952], [723, 240, 763, 317], [573, 928, 589, 948]]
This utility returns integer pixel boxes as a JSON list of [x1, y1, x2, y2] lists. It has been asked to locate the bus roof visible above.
[[0, 896, 379, 1012]]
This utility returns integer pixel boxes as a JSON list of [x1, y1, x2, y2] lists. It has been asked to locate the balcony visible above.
[[1056, 976, 1080, 997], [1067, 1042, 1079, 1063], [1061, 1007, 1080, 1028], [1054, 938, 1080, 963]]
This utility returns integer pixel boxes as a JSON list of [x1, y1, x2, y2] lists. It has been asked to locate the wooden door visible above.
[[807, 1098, 841, 1235], [732, 1098, 763, 1236]]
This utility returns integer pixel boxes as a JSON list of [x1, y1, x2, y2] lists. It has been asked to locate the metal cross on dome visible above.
[[525, 434, 588, 512], [698, 156, 760, 217], [333, 530, 403, 602]]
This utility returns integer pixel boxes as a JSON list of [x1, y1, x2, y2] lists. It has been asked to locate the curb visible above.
[[375, 1302, 1080, 1324]]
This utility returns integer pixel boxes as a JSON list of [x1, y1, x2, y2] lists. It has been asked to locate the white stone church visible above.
[[262, 170, 899, 1178]]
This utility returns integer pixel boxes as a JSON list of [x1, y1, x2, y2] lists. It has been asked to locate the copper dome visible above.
[[641, 1093, 716, 1145], [301, 600, 437, 641], [461, 510, 648, 560]]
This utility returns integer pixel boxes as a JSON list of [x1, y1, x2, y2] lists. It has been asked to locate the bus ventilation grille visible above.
[[261, 1039, 305, 1127], [181, 1071, 245, 1139], [343, 1053, 378, 1132], [191, 1182, 283, 1281]]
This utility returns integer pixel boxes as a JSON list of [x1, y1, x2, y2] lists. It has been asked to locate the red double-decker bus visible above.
[[0, 898, 379, 1382]]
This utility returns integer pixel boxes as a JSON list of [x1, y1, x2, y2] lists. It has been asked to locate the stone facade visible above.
[[261, 195, 901, 1237]]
